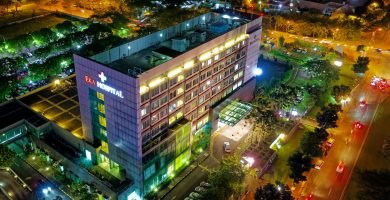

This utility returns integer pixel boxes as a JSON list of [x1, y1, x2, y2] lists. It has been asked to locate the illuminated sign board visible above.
[[84, 72, 124, 98]]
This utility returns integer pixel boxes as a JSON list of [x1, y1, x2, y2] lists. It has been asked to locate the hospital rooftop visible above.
[[90, 10, 259, 77]]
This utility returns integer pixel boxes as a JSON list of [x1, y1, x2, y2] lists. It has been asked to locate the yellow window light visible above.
[[176, 111, 183, 119], [199, 52, 211, 61], [177, 87, 184, 94], [212, 47, 220, 54], [177, 99, 183, 107], [178, 75, 184, 82], [219, 46, 225, 51], [149, 77, 163, 88], [184, 60, 194, 69], [140, 86, 149, 94], [168, 68, 182, 78], [237, 34, 248, 41], [224, 39, 235, 48]]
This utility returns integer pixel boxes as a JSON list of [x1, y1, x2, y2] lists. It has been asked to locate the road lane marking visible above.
[[339, 98, 382, 200], [328, 188, 333, 196]]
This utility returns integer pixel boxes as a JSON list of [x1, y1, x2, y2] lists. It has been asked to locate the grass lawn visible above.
[[263, 124, 313, 184], [0, 15, 65, 38], [344, 97, 390, 200], [257, 56, 292, 89]]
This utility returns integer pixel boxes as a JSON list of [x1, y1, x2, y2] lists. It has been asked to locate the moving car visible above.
[[223, 141, 231, 153], [336, 161, 345, 173], [314, 159, 324, 170], [354, 121, 364, 129], [326, 138, 335, 147]]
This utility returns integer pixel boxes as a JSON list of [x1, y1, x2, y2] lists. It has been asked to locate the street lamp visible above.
[[333, 60, 343, 67], [258, 1, 262, 11], [368, 28, 382, 50], [332, 28, 339, 40], [254, 68, 263, 76]]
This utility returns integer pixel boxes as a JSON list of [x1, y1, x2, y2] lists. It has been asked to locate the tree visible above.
[[316, 104, 342, 129], [356, 45, 368, 53], [269, 84, 303, 110], [0, 145, 16, 167], [0, 0, 12, 14], [332, 85, 351, 101], [352, 56, 370, 74], [287, 151, 312, 183], [300, 128, 329, 157], [200, 156, 246, 199], [55, 21, 77, 35], [279, 36, 285, 47], [302, 59, 339, 86], [254, 183, 294, 200]]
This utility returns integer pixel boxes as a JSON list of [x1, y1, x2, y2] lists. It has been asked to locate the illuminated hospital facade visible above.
[[73, 11, 262, 199]]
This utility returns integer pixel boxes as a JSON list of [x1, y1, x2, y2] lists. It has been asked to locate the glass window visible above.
[[99, 115, 106, 127], [97, 92, 104, 101], [151, 100, 159, 110], [141, 108, 147, 117], [101, 141, 109, 153], [177, 87, 184, 95], [176, 111, 183, 119], [98, 103, 105, 114], [169, 116, 176, 124], [100, 128, 107, 136], [160, 95, 168, 105], [151, 114, 159, 124], [178, 75, 184, 82]]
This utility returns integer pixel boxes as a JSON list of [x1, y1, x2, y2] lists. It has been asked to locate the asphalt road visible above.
[[298, 77, 388, 200], [12, 157, 70, 200], [0, 170, 32, 200]]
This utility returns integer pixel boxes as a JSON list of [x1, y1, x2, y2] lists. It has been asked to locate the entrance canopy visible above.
[[218, 100, 252, 126]]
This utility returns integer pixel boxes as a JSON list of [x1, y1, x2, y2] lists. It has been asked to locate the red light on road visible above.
[[354, 122, 364, 129], [305, 193, 313, 200], [359, 100, 367, 107]]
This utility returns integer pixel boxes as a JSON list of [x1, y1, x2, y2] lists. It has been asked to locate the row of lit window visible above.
[[139, 34, 248, 95]]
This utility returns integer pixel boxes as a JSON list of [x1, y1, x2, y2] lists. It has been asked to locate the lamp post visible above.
[[332, 28, 339, 40], [259, 1, 262, 11], [368, 28, 382, 48]]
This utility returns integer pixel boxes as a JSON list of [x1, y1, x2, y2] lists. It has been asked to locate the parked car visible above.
[[200, 181, 211, 188], [190, 192, 201, 199], [195, 186, 207, 193]]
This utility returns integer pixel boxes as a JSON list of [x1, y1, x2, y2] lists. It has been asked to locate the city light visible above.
[[42, 188, 48, 195], [334, 60, 343, 67], [54, 79, 60, 85], [291, 110, 298, 116], [254, 68, 263, 76]]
